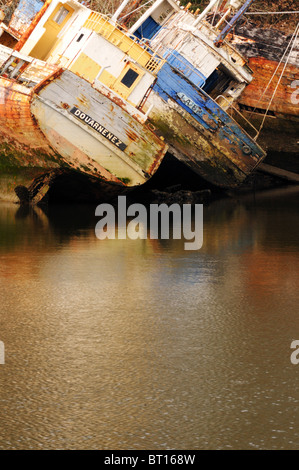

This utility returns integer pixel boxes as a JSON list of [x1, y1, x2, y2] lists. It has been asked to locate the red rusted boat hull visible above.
[[238, 56, 298, 117], [232, 25, 299, 166], [234, 57, 299, 165]]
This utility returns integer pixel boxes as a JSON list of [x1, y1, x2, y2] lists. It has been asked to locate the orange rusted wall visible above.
[[0, 79, 50, 150], [238, 57, 298, 116], [14, 0, 53, 53], [9, 0, 45, 36]]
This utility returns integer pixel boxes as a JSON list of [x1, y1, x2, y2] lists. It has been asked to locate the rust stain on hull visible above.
[[238, 57, 298, 117], [45, 127, 126, 185], [125, 128, 139, 143], [0, 64, 168, 200], [33, 69, 167, 182], [0, 77, 57, 161], [77, 93, 90, 108], [33, 67, 64, 94], [95, 84, 152, 128]]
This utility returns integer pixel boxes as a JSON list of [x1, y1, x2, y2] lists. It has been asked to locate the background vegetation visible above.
[[0, 0, 19, 20], [0, 0, 297, 32]]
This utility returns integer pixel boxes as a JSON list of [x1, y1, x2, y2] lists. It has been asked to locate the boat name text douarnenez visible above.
[[70, 107, 127, 151]]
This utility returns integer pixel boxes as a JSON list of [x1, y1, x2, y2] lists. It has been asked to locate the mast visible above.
[[111, 0, 132, 24], [192, 0, 221, 27], [214, 0, 255, 46]]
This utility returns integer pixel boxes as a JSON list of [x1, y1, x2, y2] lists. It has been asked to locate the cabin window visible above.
[[120, 68, 139, 88], [77, 33, 84, 42], [53, 7, 69, 25]]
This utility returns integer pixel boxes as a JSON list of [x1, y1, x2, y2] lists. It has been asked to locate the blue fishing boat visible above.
[[118, 0, 267, 188]]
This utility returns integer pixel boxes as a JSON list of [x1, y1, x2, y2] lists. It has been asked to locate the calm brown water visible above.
[[0, 187, 299, 450]]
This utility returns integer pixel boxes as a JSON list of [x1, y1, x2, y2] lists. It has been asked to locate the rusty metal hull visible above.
[[235, 57, 299, 157], [238, 57, 298, 117], [232, 25, 299, 159]]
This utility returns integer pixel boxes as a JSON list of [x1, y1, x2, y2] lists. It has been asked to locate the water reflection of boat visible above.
[[2, 185, 298, 262]]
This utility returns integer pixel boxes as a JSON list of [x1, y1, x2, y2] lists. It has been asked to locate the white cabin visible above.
[[18, 0, 165, 108], [127, 0, 253, 106]]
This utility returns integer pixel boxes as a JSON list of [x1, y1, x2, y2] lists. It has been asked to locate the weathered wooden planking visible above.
[[31, 69, 167, 185], [238, 57, 298, 117], [21, 59, 59, 84], [234, 24, 299, 65], [0, 45, 13, 67], [0, 74, 65, 204], [0, 76, 57, 156], [0, 45, 59, 85], [154, 64, 264, 160]]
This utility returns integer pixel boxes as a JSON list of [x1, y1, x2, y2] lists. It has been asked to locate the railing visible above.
[[215, 94, 259, 137], [151, 10, 246, 68], [0, 45, 58, 86], [84, 12, 165, 75]]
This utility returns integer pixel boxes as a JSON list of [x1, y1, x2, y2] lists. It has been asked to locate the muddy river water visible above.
[[0, 186, 298, 450]]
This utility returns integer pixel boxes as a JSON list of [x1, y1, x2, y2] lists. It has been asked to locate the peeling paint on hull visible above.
[[31, 70, 167, 187], [147, 95, 247, 188], [233, 26, 299, 158], [235, 57, 299, 156], [0, 75, 64, 202], [238, 57, 298, 118], [145, 63, 266, 188]]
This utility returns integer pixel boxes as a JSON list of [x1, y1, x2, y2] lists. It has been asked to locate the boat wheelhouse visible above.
[[116, 0, 267, 187]]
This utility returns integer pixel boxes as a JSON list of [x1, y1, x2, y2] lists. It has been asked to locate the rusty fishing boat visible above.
[[116, 0, 267, 188], [0, 0, 267, 198], [0, 0, 168, 203], [231, 21, 299, 173]]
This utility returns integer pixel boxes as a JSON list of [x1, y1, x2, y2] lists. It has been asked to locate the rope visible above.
[[211, 0, 221, 26], [247, 22, 299, 121], [254, 22, 299, 141], [246, 11, 299, 15]]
